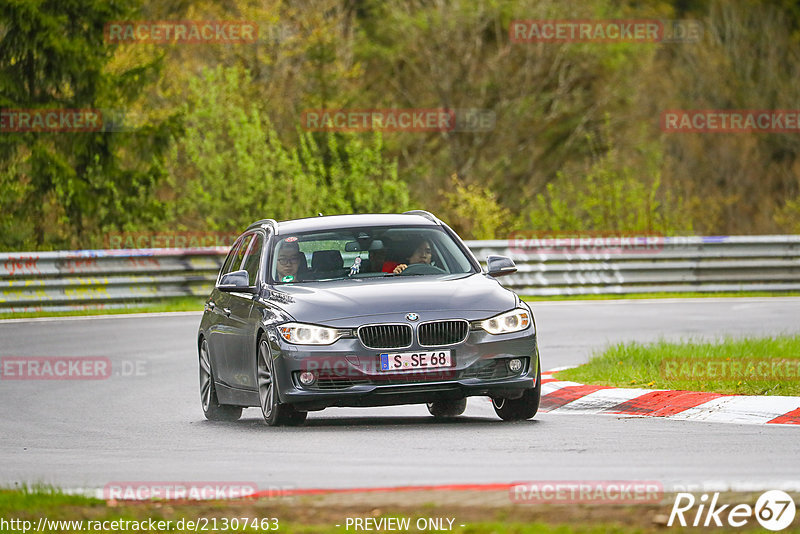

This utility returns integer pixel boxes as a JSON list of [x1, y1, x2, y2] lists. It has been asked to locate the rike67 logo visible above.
[[669, 491, 796, 531]]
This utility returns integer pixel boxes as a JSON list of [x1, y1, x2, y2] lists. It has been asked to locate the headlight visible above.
[[278, 322, 342, 345], [479, 308, 532, 335]]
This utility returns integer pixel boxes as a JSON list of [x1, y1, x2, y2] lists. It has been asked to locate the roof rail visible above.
[[246, 219, 278, 232], [402, 210, 440, 223]]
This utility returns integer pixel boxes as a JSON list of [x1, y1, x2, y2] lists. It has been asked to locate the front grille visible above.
[[418, 320, 469, 346], [358, 324, 412, 349]]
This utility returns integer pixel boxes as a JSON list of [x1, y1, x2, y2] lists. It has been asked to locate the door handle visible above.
[[223, 308, 231, 317]]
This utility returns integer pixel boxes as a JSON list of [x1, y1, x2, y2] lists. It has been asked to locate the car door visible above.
[[205, 236, 244, 380], [218, 232, 263, 389]]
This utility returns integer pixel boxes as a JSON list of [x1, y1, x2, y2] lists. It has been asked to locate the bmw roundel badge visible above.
[[406, 313, 419, 321]]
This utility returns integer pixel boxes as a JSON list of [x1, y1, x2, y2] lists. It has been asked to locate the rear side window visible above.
[[219, 237, 244, 279], [241, 233, 264, 285]]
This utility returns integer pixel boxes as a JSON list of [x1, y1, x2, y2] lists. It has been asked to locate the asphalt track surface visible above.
[[1, 298, 799, 492]]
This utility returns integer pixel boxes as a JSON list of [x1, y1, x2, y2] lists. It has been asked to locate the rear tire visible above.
[[427, 398, 467, 418], [492, 356, 541, 421], [257, 334, 308, 427], [199, 338, 242, 422]]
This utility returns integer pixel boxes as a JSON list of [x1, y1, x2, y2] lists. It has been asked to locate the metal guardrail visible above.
[[469, 235, 800, 296], [0, 248, 227, 313], [1, 235, 799, 313]]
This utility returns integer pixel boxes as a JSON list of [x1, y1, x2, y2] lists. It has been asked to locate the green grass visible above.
[[522, 291, 800, 301], [0, 297, 205, 320], [0, 484, 104, 509], [557, 335, 800, 396]]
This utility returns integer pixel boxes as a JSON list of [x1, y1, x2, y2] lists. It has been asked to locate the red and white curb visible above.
[[540, 369, 800, 426]]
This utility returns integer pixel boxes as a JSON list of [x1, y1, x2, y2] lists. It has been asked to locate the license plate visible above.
[[379, 350, 452, 371]]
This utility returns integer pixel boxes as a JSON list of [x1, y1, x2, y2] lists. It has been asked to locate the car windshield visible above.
[[270, 225, 476, 284]]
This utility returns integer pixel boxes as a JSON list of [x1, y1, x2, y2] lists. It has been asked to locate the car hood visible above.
[[263, 273, 517, 324]]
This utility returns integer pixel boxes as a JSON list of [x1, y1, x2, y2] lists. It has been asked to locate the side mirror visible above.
[[218, 269, 256, 293], [486, 255, 517, 277]]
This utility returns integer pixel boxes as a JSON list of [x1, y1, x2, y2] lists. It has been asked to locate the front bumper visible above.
[[270, 327, 539, 410]]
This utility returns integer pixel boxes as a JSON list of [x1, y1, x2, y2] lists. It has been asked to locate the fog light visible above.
[[299, 371, 317, 385], [508, 358, 523, 372]]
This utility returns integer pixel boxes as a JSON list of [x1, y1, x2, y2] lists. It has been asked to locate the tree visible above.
[[0, 0, 172, 250], [164, 65, 408, 231], [528, 127, 691, 236]]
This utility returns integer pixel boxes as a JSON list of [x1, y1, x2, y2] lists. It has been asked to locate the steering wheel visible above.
[[398, 263, 446, 276]]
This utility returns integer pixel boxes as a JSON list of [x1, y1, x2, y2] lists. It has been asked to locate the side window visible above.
[[241, 233, 264, 286], [219, 237, 244, 280], [233, 234, 254, 272]]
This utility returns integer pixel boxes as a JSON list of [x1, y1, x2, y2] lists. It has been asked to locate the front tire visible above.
[[257, 334, 307, 426], [199, 338, 242, 421], [492, 357, 541, 421], [427, 398, 467, 418]]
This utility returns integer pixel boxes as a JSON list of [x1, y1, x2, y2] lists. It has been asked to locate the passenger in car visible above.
[[366, 246, 387, 272], [380, 243, 402, 273]]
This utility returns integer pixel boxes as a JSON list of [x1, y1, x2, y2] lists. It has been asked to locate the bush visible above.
[[164, 65, 408, 233]]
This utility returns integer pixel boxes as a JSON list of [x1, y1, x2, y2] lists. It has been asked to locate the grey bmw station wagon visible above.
[[197, 211, 540, 426]]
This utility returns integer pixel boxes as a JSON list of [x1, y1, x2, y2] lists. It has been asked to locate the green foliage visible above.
[[440, 174, 511, 239], [0, 152, 36, 248], [655, 0, 800, 234], [296, 127, 409, 216], [164, 65, 408, 232], [0, 0, 171, 251], [775, 196, 800, 233], [528, 126, 691, 236], [3, 0, 800, 251], [164, 65, 312, 230]]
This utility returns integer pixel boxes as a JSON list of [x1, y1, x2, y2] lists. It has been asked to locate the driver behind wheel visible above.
[[391, 238, 432, 274]]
